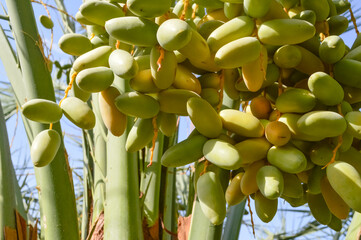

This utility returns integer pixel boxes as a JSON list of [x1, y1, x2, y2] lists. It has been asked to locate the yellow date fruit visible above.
[[241, 160, 266, 195], [226, 172, 246, 206], [234, 138, 271, 165], [321, 176, 350, 220], [99, 87, 127, 137], [220, 109, 264, 137], [203, 139, 243, 170]]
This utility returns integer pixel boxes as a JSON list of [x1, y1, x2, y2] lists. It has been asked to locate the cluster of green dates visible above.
[[30, 0, 361, 231]]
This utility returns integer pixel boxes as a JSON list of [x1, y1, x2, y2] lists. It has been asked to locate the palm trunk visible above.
[[5, 0, 79, 239], [141, 132, 164, 228], [81, 129, 94, 240], [104, 77, 144, 239], [91, 94, 107, 224], [161, 134, 178, 240]]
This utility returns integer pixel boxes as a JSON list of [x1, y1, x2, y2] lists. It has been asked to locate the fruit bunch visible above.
[[26, 0, 361, 232]]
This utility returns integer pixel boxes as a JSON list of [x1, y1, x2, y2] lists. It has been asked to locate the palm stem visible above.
[[4, 0, 79, 238], [104, 77, 144, 239], [0, 100, 17, 239]]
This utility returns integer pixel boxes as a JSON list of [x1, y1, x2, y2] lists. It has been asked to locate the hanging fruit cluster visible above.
[[27, 0, 361, 232]]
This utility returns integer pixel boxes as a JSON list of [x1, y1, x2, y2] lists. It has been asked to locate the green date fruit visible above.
[[207, 16, 255, 52], [187, 97, 222, 138], [297, 111, 347, 139], [256, 165, 284, 200], [127, 0, 171, 18], [345, 111, 361, 139], [79, 1, 124, 26], [255, 191, 278, 223], [72, 46, 112, 72], [22, 99, 62, 124], [308, 72, 344, 106], [215, 37, 261, 69], [115, 92, 159, 119], [58, 33, 92, 56], [275, 88, 317, 113], [307, 193, 332, 225], [203, 139, 243, 170], [267, 145, 307, 174], [39, 15, 54, 29], [76, 67, 114, 93], [60, 97, 96, 130], [31, 129, 61, 167], [197, 172, 227, 225], [158, 89, 200, 116], [327, 161, 361, 213], [161, 134, 208, 167], [126, 118, 154, 152], [109, 49, 139, 80], [105, 16, 158, 47], [258, 19, 315, 45], [157, 19, 192, 51]]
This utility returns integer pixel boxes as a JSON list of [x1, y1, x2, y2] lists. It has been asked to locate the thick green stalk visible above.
[[0, 100, 17, 239], [188, 200, 213, 240], [5, 0, 79, 239], [91, 94, 107, 224], [0, 24, 28, 223], [161, 166, 177, 240], [81, 129, 93, 240], [185, 171, 195, 217], [104, 77, 143, 239], [141, 132, 164, 227], [161, 134, 178, 240], [223, 201, 246, 240], [104, 129, 143, 239]]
